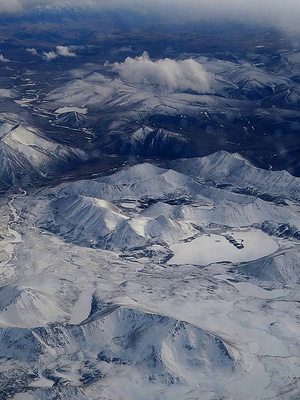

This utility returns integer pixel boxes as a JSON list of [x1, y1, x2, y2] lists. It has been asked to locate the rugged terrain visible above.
[[0, 3, 299, 399]]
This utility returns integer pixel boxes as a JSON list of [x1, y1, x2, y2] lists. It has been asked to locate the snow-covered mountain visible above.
[[35, 157, 299, 252], [0, 306, 240, 399], [0, 6, 300, 399], [0, 115, 88, 187], [170, 151, 300, 202], [0, 150, 297, 398]]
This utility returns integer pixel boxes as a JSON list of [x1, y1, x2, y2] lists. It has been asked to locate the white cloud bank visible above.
[[0, 0, 299, 31], [111, 52, 214, 94], [0, 0, 23, 14], [0, 0, 299, 30]]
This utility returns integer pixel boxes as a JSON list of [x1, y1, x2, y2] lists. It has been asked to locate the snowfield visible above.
[[169, 230, 279, 265], [0, 152, 300, 399], [55, 106, 88, 114]]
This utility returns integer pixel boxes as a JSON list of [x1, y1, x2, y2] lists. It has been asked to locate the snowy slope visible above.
[[234, 245, 300, 286], [170, 151, 300, 202], [0, 306, 240, 399], [0, 117, 88, 186]]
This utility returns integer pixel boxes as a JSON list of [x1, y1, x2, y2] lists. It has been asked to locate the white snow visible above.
[[69, 290, 93, 325], [55, 106, 88, 114], [128, 217, 149, 236], [0, 89, 15, 98], [31, 377, 54, 388], [120, 201, 137, 209], [231, 281, 288, 299], [169, 230, 279, 265]]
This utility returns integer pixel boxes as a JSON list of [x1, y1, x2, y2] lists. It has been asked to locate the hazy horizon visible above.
[[0, 0, 299, 32]]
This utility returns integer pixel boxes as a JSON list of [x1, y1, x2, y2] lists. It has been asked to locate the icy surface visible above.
[[55, 106, 88, 114], [169, 230, 279, 265]]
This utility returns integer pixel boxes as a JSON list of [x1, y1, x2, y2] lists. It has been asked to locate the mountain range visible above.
[[0, 4, 299, 399]]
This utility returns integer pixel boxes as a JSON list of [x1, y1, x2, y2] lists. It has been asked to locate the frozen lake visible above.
[[169, 230, 278, 265], [55, 106, 88, 114]]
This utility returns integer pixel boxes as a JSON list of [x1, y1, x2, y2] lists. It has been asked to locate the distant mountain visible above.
[[0, 4, 159, 46], [106, 126, 197, 158]]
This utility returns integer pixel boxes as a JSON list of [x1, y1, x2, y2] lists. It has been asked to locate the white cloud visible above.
[[0, 0, 23, 14], [26, 48, 38, 55], [42, 51, 57, 61], [56, 46, 76, 57], [0, 54, 9, 62], [42, 46, 76, 61], [111, 52, 214, 94]]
